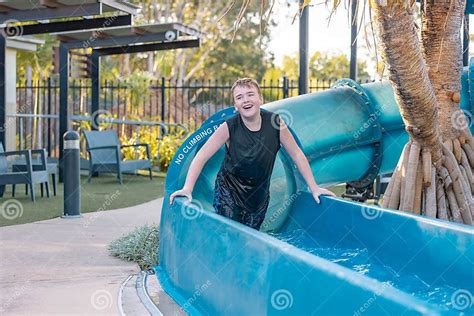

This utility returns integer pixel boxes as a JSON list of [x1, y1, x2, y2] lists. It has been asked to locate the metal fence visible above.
[[14, 77, 370, 158]]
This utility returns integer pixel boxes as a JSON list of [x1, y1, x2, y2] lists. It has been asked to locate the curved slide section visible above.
[[163, 77, 474, 232], [158, 73, 474, 315]]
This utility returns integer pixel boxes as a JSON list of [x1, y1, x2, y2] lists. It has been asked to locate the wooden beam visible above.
[[57, 35, 77, 42], [131, 26, 152, 35], [91, 30, 110, 39], [0, 5, 14, 13], [39, 0, 63, 8]]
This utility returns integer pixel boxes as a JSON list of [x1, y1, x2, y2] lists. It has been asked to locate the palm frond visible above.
[[231, 0, 251, 41]]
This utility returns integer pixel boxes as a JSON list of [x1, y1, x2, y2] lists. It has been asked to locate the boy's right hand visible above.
[[169, 188, 192, 205]]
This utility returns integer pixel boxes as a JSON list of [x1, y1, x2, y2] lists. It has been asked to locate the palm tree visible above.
[[238, 0, 474, 225], [372, 0, 472, 225]]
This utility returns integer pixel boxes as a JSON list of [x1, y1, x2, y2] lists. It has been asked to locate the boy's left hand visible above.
[[312, 187, 337, 204]]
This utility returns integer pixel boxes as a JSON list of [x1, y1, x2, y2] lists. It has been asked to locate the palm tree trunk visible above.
[[420, 0, 474, 224], [421, 0, 468, 141], [372, 2, 442, 162]]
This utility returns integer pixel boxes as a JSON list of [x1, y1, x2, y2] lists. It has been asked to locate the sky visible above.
[[269, 1, 359, 65], [268, 1, 474, 78]]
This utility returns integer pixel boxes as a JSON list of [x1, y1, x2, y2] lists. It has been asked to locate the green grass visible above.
[[0, 173, 165, 227]]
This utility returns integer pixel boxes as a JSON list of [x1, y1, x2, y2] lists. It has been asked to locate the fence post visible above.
[[47, 78, 52, 155], [283, 76, 289, 99], [161, 77, 166, 121], [135, 126, 140, 160], [19, 118, 24, 150]]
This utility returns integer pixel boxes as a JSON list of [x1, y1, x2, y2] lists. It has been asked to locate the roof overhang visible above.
[[0, 0, 140, 23], [5, 36, 44, 51], [53, 22, 204, 50]]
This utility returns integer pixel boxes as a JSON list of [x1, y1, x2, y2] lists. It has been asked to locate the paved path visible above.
[[0, 198, 163, 315]]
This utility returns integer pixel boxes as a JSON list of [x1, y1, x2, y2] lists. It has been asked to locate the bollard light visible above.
[[62, 131, 81, 218]]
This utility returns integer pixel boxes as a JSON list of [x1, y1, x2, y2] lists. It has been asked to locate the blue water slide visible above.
[[157, 67, 474, 315]]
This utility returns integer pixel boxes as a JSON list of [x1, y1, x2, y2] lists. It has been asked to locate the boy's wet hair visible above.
[[231, 78, 262, 103]]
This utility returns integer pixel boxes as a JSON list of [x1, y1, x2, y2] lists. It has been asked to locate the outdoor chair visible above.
[[16, 162, 58, 197], [83, 130, 152, 184], [0, 143, 50, 202]]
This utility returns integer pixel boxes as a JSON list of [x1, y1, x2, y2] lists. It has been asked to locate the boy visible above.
[[170, 78, 335, 230]]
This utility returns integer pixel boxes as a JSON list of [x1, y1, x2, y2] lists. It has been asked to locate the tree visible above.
[[246, 0, 474, 225], [270, 52, 370, 81], [280, 54, 299, 80], [309, 52, 370, 81], [121, 0, 275, 83], [16, 35, 56, 80], [15, 1, 275, 83], [197, 19, 273, 82]]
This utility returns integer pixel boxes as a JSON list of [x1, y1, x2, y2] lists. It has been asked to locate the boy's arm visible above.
[[170, 122, 229, 204], [279, 121, 336, 203]]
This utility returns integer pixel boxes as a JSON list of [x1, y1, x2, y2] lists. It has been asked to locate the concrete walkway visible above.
[[0, 198, 163, 315]]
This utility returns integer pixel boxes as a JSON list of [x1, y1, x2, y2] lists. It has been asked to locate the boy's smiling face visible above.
[[232, 84, 263, 119]]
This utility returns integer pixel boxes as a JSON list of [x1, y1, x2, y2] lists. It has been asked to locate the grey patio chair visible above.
[[0, 143, 50, 202], [15, 162, 58, 197], [5, 152, 58, 197], [83, 130, 152, 184]]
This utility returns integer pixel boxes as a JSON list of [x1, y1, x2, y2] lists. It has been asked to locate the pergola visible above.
[[52, 23, 203, 179], [0, 1, 204, 181], [0, 0, 139, 148]]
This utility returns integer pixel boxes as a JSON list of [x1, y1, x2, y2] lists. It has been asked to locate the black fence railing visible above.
[[14, 77, 371, 157]]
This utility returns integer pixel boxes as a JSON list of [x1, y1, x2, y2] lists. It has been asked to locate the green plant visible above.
[[108, 224, 159, 270], [68, 111, 193, 169], [119, 120, 189, 171], [157, 132, 188, 170], [119, 124, 161, 163]]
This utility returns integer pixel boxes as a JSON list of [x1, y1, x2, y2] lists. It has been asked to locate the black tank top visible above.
[[217, 110, 281, 213]]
